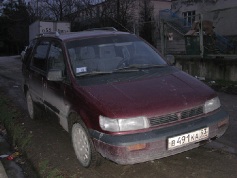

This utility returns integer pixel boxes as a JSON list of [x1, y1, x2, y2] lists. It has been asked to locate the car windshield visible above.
[[66, 34, 167, 77]]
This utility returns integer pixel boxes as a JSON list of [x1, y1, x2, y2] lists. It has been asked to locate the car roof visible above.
[[36, 28, 131, 41]]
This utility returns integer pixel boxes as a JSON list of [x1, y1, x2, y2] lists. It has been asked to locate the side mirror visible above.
[[47, 69, 63, 81], [166, 55, 175, 65]]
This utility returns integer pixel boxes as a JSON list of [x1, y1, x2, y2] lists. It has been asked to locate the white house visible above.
[[171, 0, 237, 37]]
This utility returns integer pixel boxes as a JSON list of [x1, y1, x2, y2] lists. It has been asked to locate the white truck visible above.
[[29, 21, 71, 42]]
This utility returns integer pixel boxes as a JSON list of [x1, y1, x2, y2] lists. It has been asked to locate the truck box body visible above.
[[29, 21, 71, 42]]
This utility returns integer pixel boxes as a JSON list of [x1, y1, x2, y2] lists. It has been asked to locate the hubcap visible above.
[[27, 93, 33, 119], [72, 123, 90, 166]]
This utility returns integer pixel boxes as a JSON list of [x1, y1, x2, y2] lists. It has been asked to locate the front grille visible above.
[[149, 106, 204, 127], [181, 106, 203, 119], [150, 114, 178, 126]]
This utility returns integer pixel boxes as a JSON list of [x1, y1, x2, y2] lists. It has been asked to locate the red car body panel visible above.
[[77, 69, 215, 123]]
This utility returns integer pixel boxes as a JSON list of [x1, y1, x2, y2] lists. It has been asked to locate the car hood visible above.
[[80, 70, 216, 118]]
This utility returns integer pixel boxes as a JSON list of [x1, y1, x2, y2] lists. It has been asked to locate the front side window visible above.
[[31, 40, 50, 71], [48, 41, 65, 72]]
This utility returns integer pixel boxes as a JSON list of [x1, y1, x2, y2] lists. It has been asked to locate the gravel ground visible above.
[[0, 56, 237, 178]]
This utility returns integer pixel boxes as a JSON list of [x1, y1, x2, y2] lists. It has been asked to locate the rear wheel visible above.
[[71, 120, 101, 168], [26, 91, 35, 119]]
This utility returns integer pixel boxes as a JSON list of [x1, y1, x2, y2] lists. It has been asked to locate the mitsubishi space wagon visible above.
[[22, 28, 229, 168]]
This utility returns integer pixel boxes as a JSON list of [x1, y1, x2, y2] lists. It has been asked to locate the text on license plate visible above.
[[168, 127, 209, 150]]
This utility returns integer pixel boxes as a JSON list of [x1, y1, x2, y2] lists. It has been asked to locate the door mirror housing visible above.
[[47, 69, 64, 81]]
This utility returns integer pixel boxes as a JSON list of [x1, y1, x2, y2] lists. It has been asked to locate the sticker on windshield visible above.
[[76, 67, 87, 73]]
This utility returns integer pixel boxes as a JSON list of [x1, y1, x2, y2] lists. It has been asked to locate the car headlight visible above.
[[99, 116, 149, 132], [204, 97, 221, 114]]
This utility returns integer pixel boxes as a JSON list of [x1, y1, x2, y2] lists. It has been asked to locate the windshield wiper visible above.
[[113, 67, 139, 73], [76, 71, 112, 77], [134, 64, 168, 69], [116, 64, 167, 71]]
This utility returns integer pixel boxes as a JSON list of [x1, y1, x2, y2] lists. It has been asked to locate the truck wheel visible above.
[[26, 91, 35, 119], [71, 121, 101, 168]]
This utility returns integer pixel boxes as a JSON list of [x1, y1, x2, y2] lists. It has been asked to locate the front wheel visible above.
[[71, 121, 101, 168]]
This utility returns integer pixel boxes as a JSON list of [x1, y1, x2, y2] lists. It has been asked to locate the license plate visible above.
[[168, 127, 209, 150]]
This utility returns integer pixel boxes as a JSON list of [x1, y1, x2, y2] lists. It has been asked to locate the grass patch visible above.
[[0, 92, 66, 177], [38, 160, 64, 178], [0, 96, 31, 150]]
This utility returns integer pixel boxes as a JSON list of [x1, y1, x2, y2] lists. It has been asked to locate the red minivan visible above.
[[22, 28, 229, 168]]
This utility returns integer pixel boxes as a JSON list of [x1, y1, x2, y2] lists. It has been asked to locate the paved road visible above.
[[209, 92, 237, 154], [0, 56, 237, 178]]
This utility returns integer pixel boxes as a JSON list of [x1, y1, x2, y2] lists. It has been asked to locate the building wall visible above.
[[133, 0, 171, 21], [171, 0, 237, 36], [153, 0, 172, 19]]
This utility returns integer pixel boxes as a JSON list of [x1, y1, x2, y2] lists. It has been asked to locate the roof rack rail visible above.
[[85, 27, 118, 32], [36, 31, 60, 38]]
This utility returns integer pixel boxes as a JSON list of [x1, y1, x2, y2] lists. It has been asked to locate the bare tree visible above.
[[1, 0, 30, 54], [41, 0, 80, 21], [139, 0, 155, 46], [66, 0, 103, 30], [26, 1, 50, 21], [99, 0, 136, 31], [26, 0, 87, 21], [39, 0, 136, 31]]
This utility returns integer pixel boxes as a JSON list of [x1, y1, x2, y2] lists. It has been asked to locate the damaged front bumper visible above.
[[90, 108, 229, 165]]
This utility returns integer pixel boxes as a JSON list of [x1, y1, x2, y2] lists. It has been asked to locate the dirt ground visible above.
[[0, 56, 237, 178]]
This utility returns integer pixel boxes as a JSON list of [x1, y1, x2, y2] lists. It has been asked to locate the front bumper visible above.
[[90, 108, 229, 165]]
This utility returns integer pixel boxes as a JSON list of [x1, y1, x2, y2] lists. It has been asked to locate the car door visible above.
[[29, 39, 50, 105], [43, 40, 70, 127]]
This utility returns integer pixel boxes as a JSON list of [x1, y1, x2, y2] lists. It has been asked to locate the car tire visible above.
[[26, 91, 35, 119], [71, 120, 101, 168]]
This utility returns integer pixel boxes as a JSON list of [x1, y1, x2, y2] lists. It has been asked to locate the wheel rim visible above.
[[26, 92, 34, 119], [72, 123, 91, 167]]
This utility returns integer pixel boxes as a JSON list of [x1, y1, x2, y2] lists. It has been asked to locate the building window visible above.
[[183, 11, 196, 27]]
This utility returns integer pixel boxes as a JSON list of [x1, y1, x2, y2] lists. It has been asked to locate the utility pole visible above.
[[117, 0, 120, 21], [160, 19, 165, 56]]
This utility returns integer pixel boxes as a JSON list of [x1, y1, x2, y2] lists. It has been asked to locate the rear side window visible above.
[[31, 40, 50, 71], [23, 39, 37, 64]]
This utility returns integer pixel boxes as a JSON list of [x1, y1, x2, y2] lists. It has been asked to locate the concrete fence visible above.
[[175, 55, 237, 82]]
